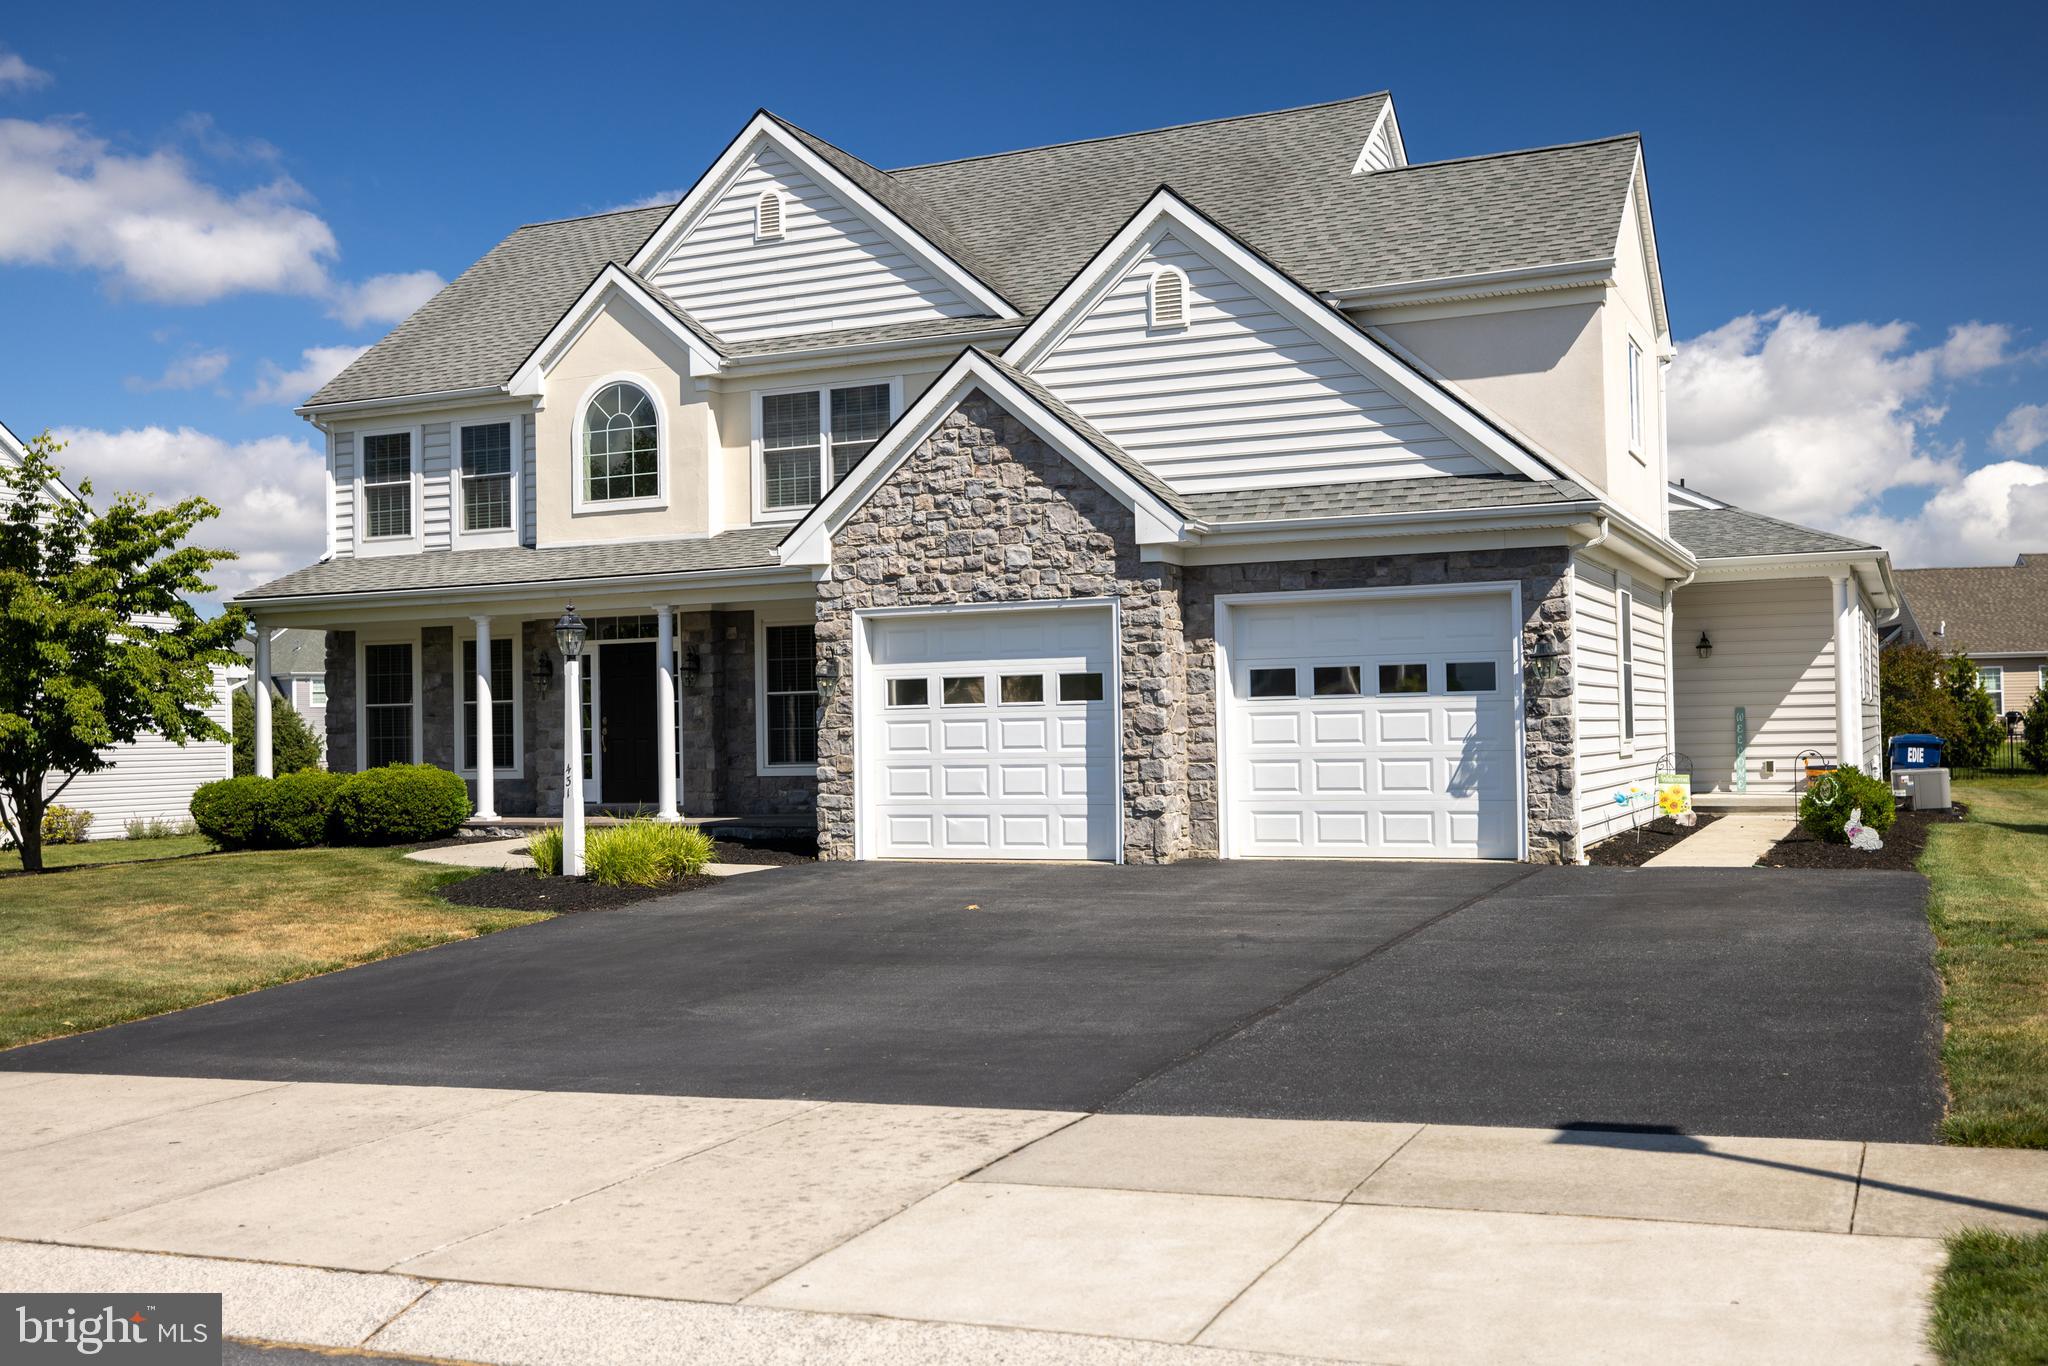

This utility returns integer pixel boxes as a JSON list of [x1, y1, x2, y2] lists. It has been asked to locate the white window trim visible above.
[[307, 677, 328, 709], [1149, 264, 1190, 330], [1617, 586, 1636, 756], [571, 372, 669, 516], [353, 423, 423, 557], [1981, 665, 2004, 716], [354, 630, 424, 770], [452, 411, 525, 549], [1626, 337, 1645, 461], [454, 632, 525, 777], [755, 610, 819, 776], [750, 374, 903, 523]]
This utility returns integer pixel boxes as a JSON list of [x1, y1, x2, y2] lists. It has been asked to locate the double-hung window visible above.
[[461, 637, 516, 771], [759, 381, 893, 514], [460, 421, 515, 534], [1982, 666, 2004, 718], [362, 642, 416, 767], [761, 623, 818, 769], [361, 432, 413, 539], [1618, 588, 1637, 748]]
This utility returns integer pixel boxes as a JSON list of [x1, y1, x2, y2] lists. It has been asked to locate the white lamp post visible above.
[[554, 605, 588, 877]]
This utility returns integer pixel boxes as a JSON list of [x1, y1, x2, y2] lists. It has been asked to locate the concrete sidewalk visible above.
[[6, 1073, 2046, 1364], [1642, 811, 1798, 867]]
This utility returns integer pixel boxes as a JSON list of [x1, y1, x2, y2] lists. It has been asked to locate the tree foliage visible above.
[[0, 431, 244, 871], [231, 685, 323, 776], [1943, 655, 2006, 769], [2023, 686, 2048, 775], [1879, 642, 1961, 749]]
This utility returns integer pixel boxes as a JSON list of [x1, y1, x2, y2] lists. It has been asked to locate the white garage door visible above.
[[864, 607, 1116, 860], [1226, 593, 1519, 859]]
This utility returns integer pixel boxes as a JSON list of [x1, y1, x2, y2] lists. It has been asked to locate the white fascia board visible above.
[[1665, 480, 1731, 510], [720, 323, 1024, 375], [1692, 548, 1897, 611], [507, 266, 722, 397], [297, 386, 526, 425], [234, 561, 817, 619], [1187, 501, 1600, 544], [0, 417, 84, 506], [1002, 189, 1557, 484], [778, 351, 1186, 567], [625, 115, 1014, 319], [1626, 148, 1672, 342], [1321, 258, 1616, 311]]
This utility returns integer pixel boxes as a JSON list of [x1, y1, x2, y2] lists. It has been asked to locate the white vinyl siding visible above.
[[43, 677, 235, 837], [520, 412, 538, 546], [1860, 587, 1882, 764], [1574, 557, 1669, 848], [1030, 232, 1493, 492], [648, 146, 980, 342], [330, 429, 356, 556], [421, 421, 452, 548], [1353, 116, 1403, 174], [1671, 578, 1839, 797]]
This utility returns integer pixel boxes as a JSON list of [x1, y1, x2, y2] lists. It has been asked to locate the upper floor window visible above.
[[460, 420, 514, 533], [759, 381, 893, 514], [1626, 338, 1644, 454], [582, 382, 660, 504], [361, 431, 413, 539]]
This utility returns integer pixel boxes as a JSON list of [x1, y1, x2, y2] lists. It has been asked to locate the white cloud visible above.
[[0, 114, 439, 319], [1992, 402, 2048, 457], [327, 269, 443, 327], [48, 424, 327, 597], [245, 344, 368, 406], [0, 49, 51, 94], [1669, 309, 2046, 567], [124, 348, 230, 392]]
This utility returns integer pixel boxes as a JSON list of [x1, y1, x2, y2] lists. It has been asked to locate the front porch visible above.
[[247, 596, 821, 825]]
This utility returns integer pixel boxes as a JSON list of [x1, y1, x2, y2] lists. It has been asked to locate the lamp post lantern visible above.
[[554, 605, 588, 877]]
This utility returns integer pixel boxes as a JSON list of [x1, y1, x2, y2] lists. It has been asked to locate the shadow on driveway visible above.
[[0, 861, 1943, 1141]]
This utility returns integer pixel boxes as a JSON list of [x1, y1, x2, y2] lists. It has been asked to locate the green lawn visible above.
[[0, 832, 214, 872], [1923, 775, 2048, 1148], [0, 844, 545, 1049], [1931, 1229, 2048, 1365]]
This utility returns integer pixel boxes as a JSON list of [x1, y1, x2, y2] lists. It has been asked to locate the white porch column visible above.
[[252, 624, 274, 778], [471, 615, 498, 820], [1832, 572, 1860, 773], [654, 606, 680, 821], [563, 653, 585, 874]]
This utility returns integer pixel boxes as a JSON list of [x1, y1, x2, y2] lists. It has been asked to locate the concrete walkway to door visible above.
[[7, 1072, 2047, 1364], [1643, 811, 1798, 868]]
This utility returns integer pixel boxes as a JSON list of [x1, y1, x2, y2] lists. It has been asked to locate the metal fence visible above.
[[1951, 736, 2034, 778]]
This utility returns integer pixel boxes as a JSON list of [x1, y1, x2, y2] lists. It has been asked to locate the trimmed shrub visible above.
[[1799, 766, 1898, 844], [330, 764, 471, 845], [583, 820, 716, 887], [528, 827, 563, 877], [190, 776, 271, 849], [265, 770, 347, 848], [41, 805, 94, 845], [2023, 688, 2048, 775]]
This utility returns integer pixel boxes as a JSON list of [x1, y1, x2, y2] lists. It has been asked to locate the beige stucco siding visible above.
[[1603, 198, 1667, 533], [1974, 655, 2048, 727], [535, 301, 712, 545], [1672, 578, 1839, 794]]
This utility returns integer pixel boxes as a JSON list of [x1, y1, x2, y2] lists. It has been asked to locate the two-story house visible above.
[[236, 94, 1894, 862]]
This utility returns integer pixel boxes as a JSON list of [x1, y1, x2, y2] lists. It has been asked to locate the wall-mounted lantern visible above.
[[527, 651, 555, 702], [1696, 631, 1713, 660], [1527, 637, 1564, 682], [679, 645, 702, 690]]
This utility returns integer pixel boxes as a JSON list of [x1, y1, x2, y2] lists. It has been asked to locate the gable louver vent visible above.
[[755, 190, 785, 242], [1149, 266, 1189, 330]]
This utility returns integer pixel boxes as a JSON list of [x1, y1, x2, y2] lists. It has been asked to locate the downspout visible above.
[[1664, 566, 1695, 780]]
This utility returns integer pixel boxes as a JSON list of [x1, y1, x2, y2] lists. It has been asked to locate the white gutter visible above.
[[1184, 497, 1601, 540], [1321, 257, 1617, 309], [234, 560, 814, 612], [296, 385, 518, 420], [722, 324, 1024, 371]]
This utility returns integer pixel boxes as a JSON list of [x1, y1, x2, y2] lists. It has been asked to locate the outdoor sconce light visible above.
[[1527, 637, 1564, 682], [1696, 631, 1713, 659], [527, 652, 555, 702], [679, 646, 702, 690]]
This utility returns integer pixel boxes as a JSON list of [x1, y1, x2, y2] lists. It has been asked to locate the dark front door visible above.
[[598, 642, 658, 805]]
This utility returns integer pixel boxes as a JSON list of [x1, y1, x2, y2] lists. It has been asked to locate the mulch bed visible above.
[[1757, 803, 1966, 870], [1584, 811, 1725, 867], [433, 835, 815, 913]]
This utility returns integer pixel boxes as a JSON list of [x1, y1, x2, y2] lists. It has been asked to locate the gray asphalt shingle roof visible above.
[[973, 353, 1194, 519], [236, 528, 786, 602], [1183, 475, 1595, 524], [1895, 563, 2048, 655], [307, 94, 1642, 409], [233, 627, 326, 674], [1666, 507, 1877, 561]]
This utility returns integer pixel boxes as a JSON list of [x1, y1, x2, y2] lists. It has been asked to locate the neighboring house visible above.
[[1664, 483, 1896, 800], [234, 628, 330, 743], [236, 93, 1890, 863], [1895, 557, 2048, 731], [1, 419, 243, 837]]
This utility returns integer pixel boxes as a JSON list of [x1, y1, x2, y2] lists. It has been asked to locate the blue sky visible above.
[[2, 0, 2045, 599]]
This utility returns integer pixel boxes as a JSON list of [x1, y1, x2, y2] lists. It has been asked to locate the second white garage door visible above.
[[863, 606, 1117, 860], [1225, 592, 1521, 859]]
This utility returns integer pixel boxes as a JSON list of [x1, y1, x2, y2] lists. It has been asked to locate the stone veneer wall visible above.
[[1178, 548, 1577, 863], [677, 610, 817, 817], [813, 392, 1190, 862]]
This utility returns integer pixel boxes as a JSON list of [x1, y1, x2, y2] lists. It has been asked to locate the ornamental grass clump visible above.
[[579, 820, 716, 887], [527, 826, 563, 877]]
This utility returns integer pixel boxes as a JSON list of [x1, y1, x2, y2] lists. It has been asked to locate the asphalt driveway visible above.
[[0, 861, 1945, 1141]]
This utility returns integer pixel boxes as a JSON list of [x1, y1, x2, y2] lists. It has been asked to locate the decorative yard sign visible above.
[[1733, 706, 1748, 793], [1656, 771, 1695, 824]]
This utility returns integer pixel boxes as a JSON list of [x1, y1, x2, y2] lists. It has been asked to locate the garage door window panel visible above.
[[1446, 661, 1497, 693], [1059, 672, 1104, 702], [1379, 663, 1429, 694], [1248, 667, 1297, 699], [943, 676, 985, 706], [1000, 674, 1044, 704], [886, 677, 928, 708], [1313, 665, 1362, 697]]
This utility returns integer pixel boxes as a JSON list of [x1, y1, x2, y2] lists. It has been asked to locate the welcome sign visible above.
[[1656, 771, 1694, 821]]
